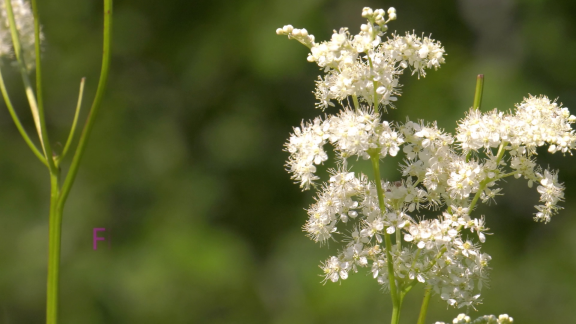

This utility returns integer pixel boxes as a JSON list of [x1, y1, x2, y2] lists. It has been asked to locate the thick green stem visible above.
[[466, 75, 485, 162], [352, 95, 360, 111], [473, 74, 484, 110], [46, 173, 61, 324], [369, 153, 400, 324], [416, 285, 432, 324]]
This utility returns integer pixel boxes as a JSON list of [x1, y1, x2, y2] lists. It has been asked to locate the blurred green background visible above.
[[1, 0, 576, 323]]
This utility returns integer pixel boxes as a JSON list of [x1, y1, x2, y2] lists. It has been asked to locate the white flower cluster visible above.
[[277, 6, 445, 109], [435, 313, 513, 324], [455, 95, 571, 222], [0, 0, 40, 69], [457, 95, 576, 154], [279, 5, 572, 319], [285, 108, 403, 189], [311, 160, 492, 307]]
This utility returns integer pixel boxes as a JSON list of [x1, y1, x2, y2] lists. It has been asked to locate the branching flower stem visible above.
[[369, 151, 400, 324], [17, 1, 114, 323], [468, 141, 508, 213], [5, 0, 54, 171]]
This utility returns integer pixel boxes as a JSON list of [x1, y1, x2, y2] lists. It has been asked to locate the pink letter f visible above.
[[93, 228, 106, 250]]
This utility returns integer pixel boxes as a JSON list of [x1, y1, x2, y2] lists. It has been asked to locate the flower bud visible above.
[[362, 7, 373, 18]]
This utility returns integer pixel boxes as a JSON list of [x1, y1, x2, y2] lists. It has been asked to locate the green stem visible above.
[[57, 0, 113, 209], [45, 2, 112, 323], [46, 173, 61, 324], [352, 95, 360, 111], [0, 66, 47, 166], [466, 74, 485, 162], [403, 246, 447, 294], [31, 0, 44, 128], [369, 152, 400, 324], [367, 56, 379, 110], [416, 285, 432, 324], [473, 74, 484, 110], [57, 78, 86, 167]]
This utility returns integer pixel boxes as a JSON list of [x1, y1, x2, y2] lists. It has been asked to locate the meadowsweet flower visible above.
[[278, 6, 445, 110], [383, 32, 446, 78], [284, 117, 329, 189], [535, 169, 564, 223], [457, 95, 576, 155], [278, 5, 572, 320]]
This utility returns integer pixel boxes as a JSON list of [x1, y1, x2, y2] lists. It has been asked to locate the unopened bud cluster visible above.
[[278, 6, 573, 320]]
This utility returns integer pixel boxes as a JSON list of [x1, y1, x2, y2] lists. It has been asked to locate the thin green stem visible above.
[[369, 152, 400, 324], [473, 74, 484, 110], [31, 0, 44, 128], [416, 285, 432, 324], [57, 0, 113, 209], [367, 56, 379, 110], [57, 78, 86, 167], [403, 246, 447, 293], [0, 66, 46, 166]]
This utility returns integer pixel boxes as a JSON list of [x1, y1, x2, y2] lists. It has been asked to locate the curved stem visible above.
[[369, 153, 400, 324], [0, 66, 47, 166], [416, 285, 432, 324], [57, 0, 113, 209], [57, 78, 86, 166]]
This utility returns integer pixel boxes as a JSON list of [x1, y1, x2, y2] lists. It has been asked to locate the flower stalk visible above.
[[416, 285, 432, 324], [278, 6, 569, 324], [370, 152, 400, 324]]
